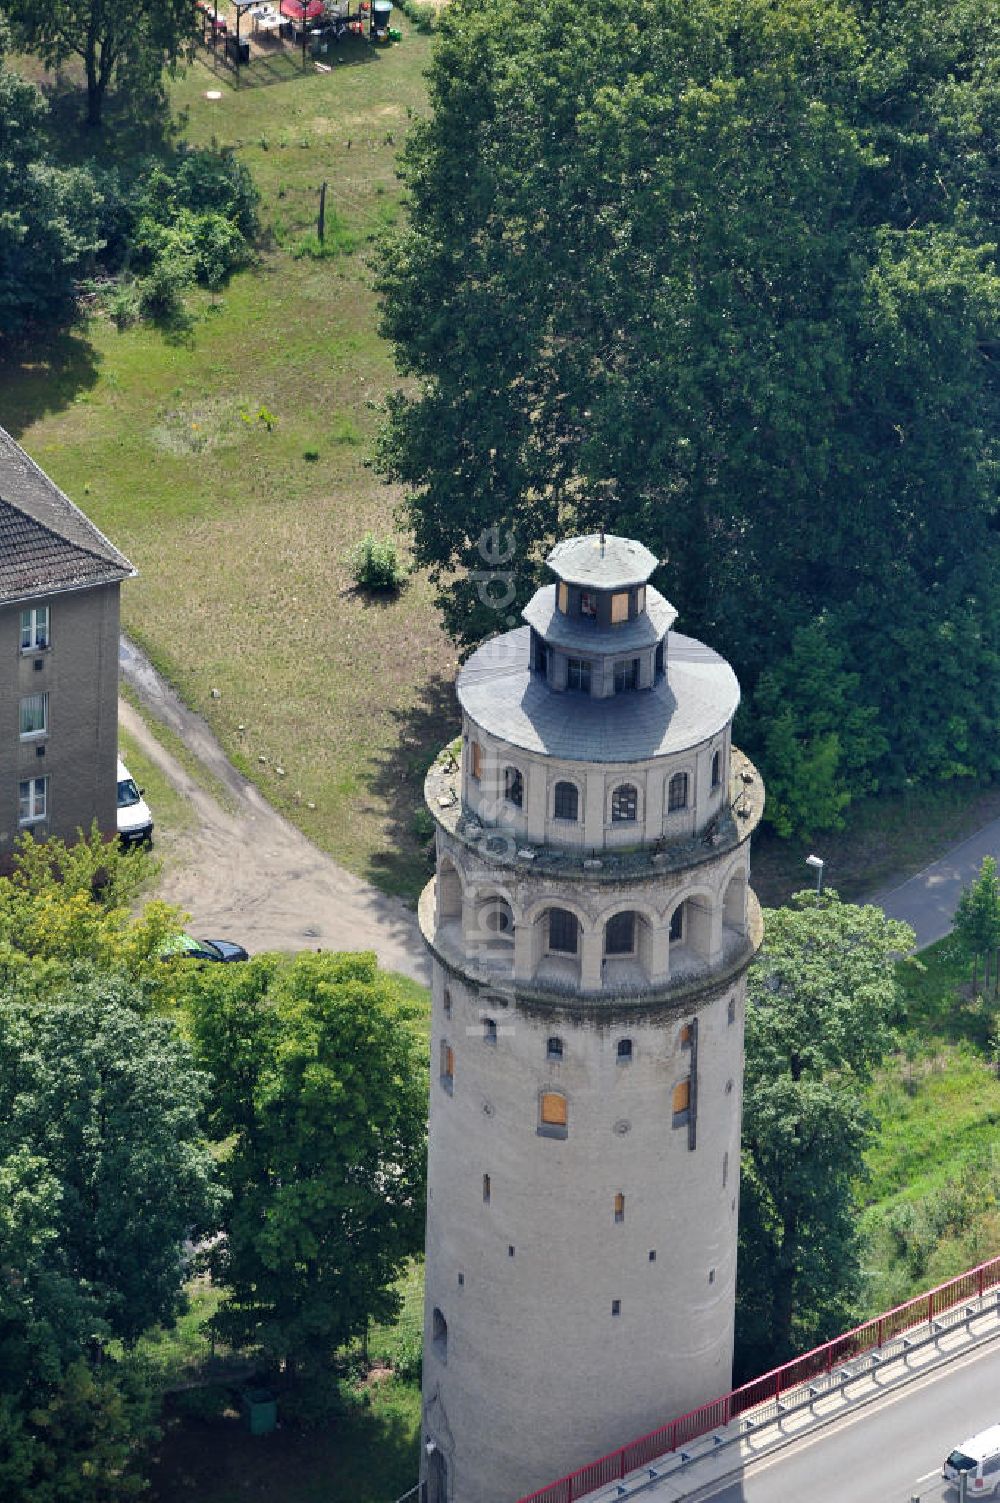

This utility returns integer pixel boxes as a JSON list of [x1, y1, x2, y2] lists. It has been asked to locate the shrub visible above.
[[347, 533, 408, 593], [392, 1328, 423, 1384], [139, 256, 193, 323], [105, 279, 141, 330]]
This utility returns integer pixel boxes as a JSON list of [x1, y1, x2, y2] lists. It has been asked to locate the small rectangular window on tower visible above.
[[672, 1078, 691, 1126], [538, 1091, 568, 1139], [439, 1040, 454, 1092], [557, 582, 569, 613], [611, 1299, 622, 1317], [470, 741, 482, 781], [614, 1192, 625, 1225], [727, 997, 737, 1026], [483, 1173, 491, 1204], [610, 592, 629, 624]]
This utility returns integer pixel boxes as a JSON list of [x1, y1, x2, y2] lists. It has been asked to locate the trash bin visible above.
[[241, 1388, 278, 1436]]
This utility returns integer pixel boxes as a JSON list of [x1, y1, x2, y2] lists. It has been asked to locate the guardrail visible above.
[[517, 1253, 1000, 1503]]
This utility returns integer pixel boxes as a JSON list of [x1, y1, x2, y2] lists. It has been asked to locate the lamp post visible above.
[[805, 853, 824, 898]]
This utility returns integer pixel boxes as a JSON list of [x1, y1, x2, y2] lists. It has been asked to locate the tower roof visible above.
[[546, 533, 659, 590]]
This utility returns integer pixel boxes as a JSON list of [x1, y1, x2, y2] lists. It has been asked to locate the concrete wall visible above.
[[0, 584, 120, 863], [422, 962, 747, 1503], [462, 718, 731, 851]]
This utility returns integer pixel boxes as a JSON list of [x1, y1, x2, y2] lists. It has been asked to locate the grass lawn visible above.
[[1, 30, 455, 901], [858, 939, 1000, 1315]]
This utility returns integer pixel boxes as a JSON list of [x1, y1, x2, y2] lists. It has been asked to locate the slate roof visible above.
[[457, 626, 740, 764], [546, 533, 659, 589], [0, 425, 135, 605], [522, 583, 678, 655]]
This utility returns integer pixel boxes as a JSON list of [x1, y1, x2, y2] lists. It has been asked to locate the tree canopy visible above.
[[377, 0, 1000, 837], [182, 950, 427, 1379], [953, 856, 1000, 996], [736, 890, 913, 1375]]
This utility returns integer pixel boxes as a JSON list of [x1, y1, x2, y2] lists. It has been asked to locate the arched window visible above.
[[539, 1091, 568, 1137], [547, 1036, 564, 1060], [669, 906, 684, 943], [553, 781, 579, 822], [611, 784, 637, 822], [483, 900, 513, 935], [668, 772, 689, 812], [432, 1307, 448, 1360], [504, 766, 523, 809], [711, 749, 722, 789], [616, 1038, 633, 1064], [547, 908, 579, 955], [605, 911, 635, 955]]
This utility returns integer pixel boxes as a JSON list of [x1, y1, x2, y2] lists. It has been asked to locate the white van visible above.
[[116, 757, 154, 847], [944, 1426, 1000, 1494]]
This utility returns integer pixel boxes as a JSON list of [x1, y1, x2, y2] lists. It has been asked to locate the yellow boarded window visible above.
[[541, 1092, 567, 1127], [680, 1023, 693, 1048], [440, 1042, 454, 1080], [672, 1079, 691, 1115], [611, 592, 629, 624], [614, 1192, 625, 1223], [557, 582, 569, 613], [470, 741, 482, 780]]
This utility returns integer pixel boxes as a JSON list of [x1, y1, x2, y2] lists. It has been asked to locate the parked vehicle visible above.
[[117, 757, 154, 847], [944, 1426, 1000, 1495], [161, 932, 250, 963]]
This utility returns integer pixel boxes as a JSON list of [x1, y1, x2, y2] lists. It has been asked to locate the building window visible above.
[[711, 749, 722, 789], [636, 586, 646, 614], [723, 1152, 729, 1188], [539, 1091, 568, 1138], [553, 780, 579, 822], [439, 1040, 454, 1091], [483, 1017, 498, 1045], [557, 582, 569, 613], [470, 741, 482, 781], [605, 911, 635, 955], [708, 1268, 716, 1285], [611, 1299, 622, 1317], [614, 658, 639, 694], [669, 906, 684, 943], [508, 1245, 515, 1258], [614, 1192, 625, 1224], [580, 589, 598, 617], [655, 639, 665, 678], [534, 635, 548, 677], [566, 657, 592, 694], [19, 693, 48, 740], [728, 997, 737, 1026], [432, 1307, 448, 1361], [668, 772, 689, 812], [616, 1038, 633, 1064], [483, 1173, 491, 1204], [18, 776, 47, 826], [610, 592, 629, 625], [672, 1078, 691, 1125], [443, 987, 452, 1018], [680, 1021, 693, 1049], [546, 1035, 564, 1060], [20, 606, 49, 652], [484, 902, 512, 935], [504, 766, 523, 809], [649, 1249, 656, 1262], [547, 908, 579, 955], [611, 784, 637, 822]]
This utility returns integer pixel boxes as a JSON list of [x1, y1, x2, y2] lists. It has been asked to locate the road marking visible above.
[[916, 1469, 942, 1482], [686, 1334, 1000, 1502]]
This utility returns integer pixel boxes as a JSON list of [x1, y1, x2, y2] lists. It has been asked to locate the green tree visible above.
[[183, 951, 427, 1381], [953, 857, 1000, 997], [750, 618, 886, 839], [0, 35, 103, 336], [736, 891, 913, 1376], [376, 0, 1000, 810], [6, 0, 197, 126]]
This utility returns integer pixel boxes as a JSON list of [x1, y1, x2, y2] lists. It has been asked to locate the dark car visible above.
[[162, 932, 249, 963]]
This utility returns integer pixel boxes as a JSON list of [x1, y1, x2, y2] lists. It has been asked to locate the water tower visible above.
[[418, 533, 764, 1503]]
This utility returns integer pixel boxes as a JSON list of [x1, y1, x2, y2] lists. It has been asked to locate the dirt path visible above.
[[118, 639, 429, 985]]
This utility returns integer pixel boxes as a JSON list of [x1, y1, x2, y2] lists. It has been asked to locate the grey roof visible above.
[[546, 533, 659, 589], [522, 582, 678, 655], [0, 426, 135, 605], [458, 626, 740, 763]]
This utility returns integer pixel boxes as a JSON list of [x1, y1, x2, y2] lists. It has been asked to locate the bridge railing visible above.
[[516, 1252, 1000, 1503]]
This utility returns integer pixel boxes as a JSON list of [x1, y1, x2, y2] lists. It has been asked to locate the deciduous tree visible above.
[[953, 857, 1000, 997], [736, 892, 913, 1375]]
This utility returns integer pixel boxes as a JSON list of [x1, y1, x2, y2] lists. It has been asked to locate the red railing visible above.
[[517, 1253, 1000, 1503]]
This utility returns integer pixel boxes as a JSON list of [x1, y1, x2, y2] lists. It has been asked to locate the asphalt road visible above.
[[683, 1339, 1000, 1503], [871, 820, 1000, 950]]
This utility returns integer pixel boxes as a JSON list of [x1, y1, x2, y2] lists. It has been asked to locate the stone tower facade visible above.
[[418, 533, 764, 1503]]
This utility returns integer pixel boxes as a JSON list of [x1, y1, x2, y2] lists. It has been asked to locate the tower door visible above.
[[427, 1448, 448, 1503]]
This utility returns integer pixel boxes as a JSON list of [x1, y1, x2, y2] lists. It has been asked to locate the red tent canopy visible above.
[[279, 0, 324, 18]]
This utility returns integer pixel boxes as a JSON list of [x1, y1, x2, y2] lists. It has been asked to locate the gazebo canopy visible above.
[[279, 0, 325, 18]]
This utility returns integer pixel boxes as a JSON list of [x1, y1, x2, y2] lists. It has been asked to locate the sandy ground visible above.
[[119, 638, 429, 985]]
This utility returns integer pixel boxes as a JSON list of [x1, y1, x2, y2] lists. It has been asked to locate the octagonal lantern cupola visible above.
[[522, 531, 677, 697]]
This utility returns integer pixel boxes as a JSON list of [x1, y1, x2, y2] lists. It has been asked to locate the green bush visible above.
[[394, 0, 435, 30], [347, 533, 408, 593], [392, 1328, 422, 1384], [105, 279, 141, 330], [139, 256, 193, 323]]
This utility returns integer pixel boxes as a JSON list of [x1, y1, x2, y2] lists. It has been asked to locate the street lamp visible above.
[[805, 853, 824, 897]]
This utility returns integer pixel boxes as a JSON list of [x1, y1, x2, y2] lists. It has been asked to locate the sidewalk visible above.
[[870, 818, 1000, 950]]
